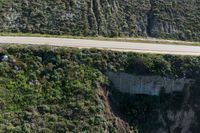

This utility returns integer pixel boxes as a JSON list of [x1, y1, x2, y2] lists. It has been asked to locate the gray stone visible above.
[[0, 55, 9, 62]]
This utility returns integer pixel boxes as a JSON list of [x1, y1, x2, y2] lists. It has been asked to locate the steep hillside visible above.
[[0, 0, 200, 41], [1, 45, 200, 132], [0, 46, 131, 132]]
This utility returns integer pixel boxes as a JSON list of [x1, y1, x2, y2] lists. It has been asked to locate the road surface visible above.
[[0, 36, 200, 56]]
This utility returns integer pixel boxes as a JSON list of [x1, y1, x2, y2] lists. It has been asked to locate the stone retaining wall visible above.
[[107, 72, 193, 95]]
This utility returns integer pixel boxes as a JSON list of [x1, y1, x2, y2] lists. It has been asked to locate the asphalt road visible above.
[[1, 36, 200, 56]]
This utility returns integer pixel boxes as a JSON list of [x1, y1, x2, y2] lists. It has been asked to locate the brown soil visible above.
[[97, 87, 132, 133]]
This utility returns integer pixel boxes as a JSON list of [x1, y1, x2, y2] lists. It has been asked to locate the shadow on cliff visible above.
[[97, 86, 133, 133], [105, 80, 198, 133]]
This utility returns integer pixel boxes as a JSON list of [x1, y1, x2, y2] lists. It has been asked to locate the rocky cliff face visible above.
[[107, 72, 196, 132], [0, 0, 200, 41], [110, 76, 200, 133]]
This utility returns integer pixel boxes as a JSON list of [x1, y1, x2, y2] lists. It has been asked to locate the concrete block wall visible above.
[[107, 72, 193, 96]]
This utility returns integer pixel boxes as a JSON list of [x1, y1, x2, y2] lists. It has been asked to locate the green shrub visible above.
[[1, 45, 200, 132]]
